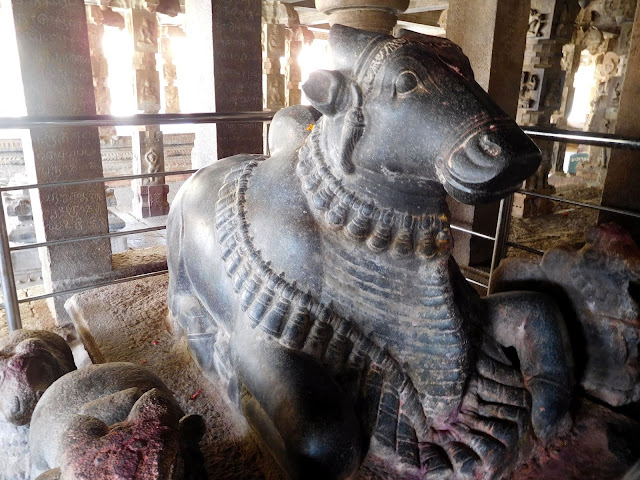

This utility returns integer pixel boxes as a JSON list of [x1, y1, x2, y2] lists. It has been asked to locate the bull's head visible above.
[[302, 25, 540, 206]]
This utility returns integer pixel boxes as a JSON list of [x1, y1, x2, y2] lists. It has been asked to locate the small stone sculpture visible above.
[[0, 330, 75, 480], [492, 223, 640, 406], [29, 362, 206, 479], [168, 25, 573, 479], [0, 330, 76, 426]]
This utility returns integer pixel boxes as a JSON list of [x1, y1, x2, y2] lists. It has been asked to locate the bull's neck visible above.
[[296, 123, 454, 258]]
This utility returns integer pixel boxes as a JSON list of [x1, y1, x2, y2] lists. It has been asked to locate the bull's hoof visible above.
[[528, 377, 572, 443]]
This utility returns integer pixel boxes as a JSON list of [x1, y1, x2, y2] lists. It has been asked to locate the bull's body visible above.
[[168, 26, 572, 479]]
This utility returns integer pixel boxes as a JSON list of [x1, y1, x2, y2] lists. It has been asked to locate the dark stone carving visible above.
[[29, 362, 205, 479], [493, 223, 640, 407], [0, 330, 76, 426], [527, 9, 548, 38], [167, 25, 572, 479], [518, 70, 543, 111]]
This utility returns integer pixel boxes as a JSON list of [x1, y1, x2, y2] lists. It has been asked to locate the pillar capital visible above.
[[315, 0, 409, 34]]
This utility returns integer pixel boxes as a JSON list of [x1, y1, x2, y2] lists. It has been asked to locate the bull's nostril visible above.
[[478, 134, 501, 157]]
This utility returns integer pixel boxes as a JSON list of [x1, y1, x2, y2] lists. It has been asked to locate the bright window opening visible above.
[[299, 39, 332, 106], [0, 2, 27, 139], [567, 50, 597, 129]]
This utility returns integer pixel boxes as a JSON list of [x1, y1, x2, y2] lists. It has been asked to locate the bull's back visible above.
[[169, 155, 265, 334]]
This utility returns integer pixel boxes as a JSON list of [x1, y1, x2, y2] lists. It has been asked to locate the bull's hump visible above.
[[245, 154, 324, 297]]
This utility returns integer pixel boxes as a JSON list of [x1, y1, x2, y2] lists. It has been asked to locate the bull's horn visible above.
[[329, 24, 392, 76], [302, 70, 350, 117]]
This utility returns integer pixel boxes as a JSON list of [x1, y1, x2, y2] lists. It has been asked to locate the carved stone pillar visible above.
[[599, 3, 640, 240], [11, 0, 112, 324], [263, 22, 286, 111], [446, 0, 531, 266], [130, 7, 169, 218], [86, 5, 116, 139], [315, 0, 410, 34], [514, 0, 581, 218], [160, 26, 181, 114], [285, 27, 304, 107], [211, 0, 263, 158], [132, 127, 169, 217]]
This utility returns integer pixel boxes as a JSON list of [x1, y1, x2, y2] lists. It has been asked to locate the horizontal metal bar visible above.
[[9, 225, 166, 252], [516, 189, 640, 219], [505, 241, 544, 256], [0, 269, 169, 309], [522, 127, 640, 150], [450, 223, 496, 241], [465, 277, 489, 289], [0, 111, 276, 129], [0, 169, 197, 193]]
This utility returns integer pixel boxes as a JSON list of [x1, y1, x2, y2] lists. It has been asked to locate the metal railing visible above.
[[0, 112, 274, 332], [485, 128, 640, 293], [1, 113, 640, 332]]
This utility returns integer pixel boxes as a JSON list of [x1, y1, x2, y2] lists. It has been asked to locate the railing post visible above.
[[0, 193, 22, 331], [488, 195, 513, 295]]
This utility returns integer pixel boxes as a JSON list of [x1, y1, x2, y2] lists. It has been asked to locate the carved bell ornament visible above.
[[315, 0, 410, 34]]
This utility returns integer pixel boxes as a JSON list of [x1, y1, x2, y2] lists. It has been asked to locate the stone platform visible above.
[[66, 275, 640, 480]]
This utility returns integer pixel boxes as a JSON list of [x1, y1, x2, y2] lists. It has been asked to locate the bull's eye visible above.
[[395, 71, 419, 95]]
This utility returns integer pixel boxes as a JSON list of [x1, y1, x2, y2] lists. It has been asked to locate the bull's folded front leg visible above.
[[233, 329, 363, 480], [482, 291, 574, 442]]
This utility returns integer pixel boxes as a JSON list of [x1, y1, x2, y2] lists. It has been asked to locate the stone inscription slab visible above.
[[211, 0, 263, 157]]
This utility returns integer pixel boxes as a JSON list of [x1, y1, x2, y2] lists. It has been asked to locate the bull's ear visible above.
[[302, 70, 350, 117]]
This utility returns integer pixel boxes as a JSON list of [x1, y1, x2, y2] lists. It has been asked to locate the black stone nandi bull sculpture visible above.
[[168, 25, 573, 479]]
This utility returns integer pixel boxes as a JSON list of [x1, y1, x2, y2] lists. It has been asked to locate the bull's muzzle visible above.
[[438, 127, 541, 204]]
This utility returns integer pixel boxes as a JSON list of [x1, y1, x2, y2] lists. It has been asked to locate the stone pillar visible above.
[[263, 3, 286, 154], [316, 0, 410, 34], [211, 0, 263, 158], [130, 7, 169, 218], [86, 5, 117, 139], [599, 3, 640, 238], [161, 26, 181, 114], [514, 0, 581, 218], [446, 0, 531, 266], [10, 0, 112, 324], [263, 18, 286, 112]]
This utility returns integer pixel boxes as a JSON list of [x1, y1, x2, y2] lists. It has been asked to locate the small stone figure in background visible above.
[[0, 330, 76, 480], [0, 330, 76, 427]]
